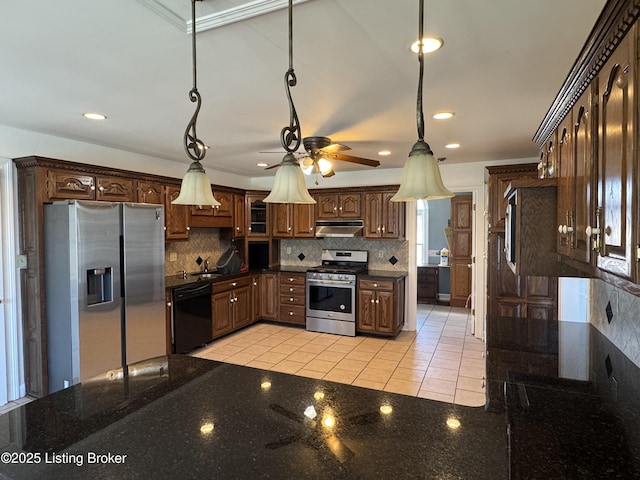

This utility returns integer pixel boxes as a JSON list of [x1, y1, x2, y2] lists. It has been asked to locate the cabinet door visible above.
[[381, 192, 404, 238], [449, 194, 473, 307], [165, 185, 190, 240], [597, 33, 635, 281], [572, 88, 596, 264], [556, 113, 573, 257], [357, 289, 376, 332], [293, 203, 315, 237], [233, 285, 251, 329], [339, 193, 362, 218], [212, 291, 233, 338], [316, 193, 338, 218], [137, 181, 164, 205], [486, 165, 538, 231], [46, 169, 95, 200], [364, 193, 382, 238], [233, 193, 246, 237], [96, 175, 135, 202], [271, 203, 292, 237], [247, 195, 269, 237], [261, 273, 279, 320], [213, 191, 233, 218], [376, 290, 395, 333]]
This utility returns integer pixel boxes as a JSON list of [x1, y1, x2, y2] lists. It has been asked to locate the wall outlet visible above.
[[169, 252, 177, 262], [286, 247, 292, 254], [17, 254, 27, 268], [378, 250, 383, 258]]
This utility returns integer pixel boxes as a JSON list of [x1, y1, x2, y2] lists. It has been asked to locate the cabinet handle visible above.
[[166, 302, 172, 307], [333, 206, 337, 212], [339, 206, 343, 211], [186, 226, 191, 231], [90, 185, 96, 191], [98, 186, 105, 192], [231, 282, 237, 287], [381, 225, 385, 233], [377, 226, 381, 232], [373, 283, 378, 287], [375, 299, 379, 304], [289, 287, 294, 292], [288, 226, 291, 231], [236, 226, 240, 231], [309, 227, 313, 231], [289, 277, 294, 282], [289, 297, 294, 302], [248, 226, 252, 231], [371, 299, 375, 303], [253, 281, 257, 286], [289, 311, 294, 316]]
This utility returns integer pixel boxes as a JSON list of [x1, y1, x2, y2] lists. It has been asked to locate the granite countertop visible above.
[[360, 270, 407, 279], [165, 266, 319, 289], [3, 317, 639, 478], [0, 355, 507, 480]]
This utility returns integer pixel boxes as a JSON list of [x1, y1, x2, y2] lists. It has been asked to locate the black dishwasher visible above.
[[172, 282, 213, 354]]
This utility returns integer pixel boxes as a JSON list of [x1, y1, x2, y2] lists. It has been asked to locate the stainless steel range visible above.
[[306, 249, 368, 336]]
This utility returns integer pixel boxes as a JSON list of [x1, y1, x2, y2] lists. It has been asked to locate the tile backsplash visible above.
[[589, 278, 640, 369], [165, 228, 234, 276], [280, 238, 409, 271]]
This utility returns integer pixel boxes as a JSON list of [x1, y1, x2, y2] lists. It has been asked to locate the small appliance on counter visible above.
[[216, 247, 243, 275]]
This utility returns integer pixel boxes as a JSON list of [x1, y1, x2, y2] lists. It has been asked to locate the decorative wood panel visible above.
[[450, 194, 473, 308], [137, 181, 164, 204], [46, 169, 95, 200], [597, 29, 636, 281], [95, 175, 134, 202]]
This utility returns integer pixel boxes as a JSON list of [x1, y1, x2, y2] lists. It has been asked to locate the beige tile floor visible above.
[[193, 304, 486, 407]]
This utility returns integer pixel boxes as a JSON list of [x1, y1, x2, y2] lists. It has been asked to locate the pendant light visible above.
[[391, 0, 454, 202], [173, 0, 221, 207], [263, 0, 315, 204]]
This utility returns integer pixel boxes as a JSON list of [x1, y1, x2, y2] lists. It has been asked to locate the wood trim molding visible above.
[[533, 0, 640, 145]]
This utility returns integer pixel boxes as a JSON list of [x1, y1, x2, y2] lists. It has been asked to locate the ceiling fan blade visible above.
[[321, 143, 351, 153], [264, 164, 281, 170], [330, 153, 380, 167]]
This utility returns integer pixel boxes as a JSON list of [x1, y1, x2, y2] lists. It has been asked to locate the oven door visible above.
[[306, 278, 355, 322]]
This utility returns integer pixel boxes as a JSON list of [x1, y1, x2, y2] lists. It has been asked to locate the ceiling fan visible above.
[[264, 136, 381, 179]]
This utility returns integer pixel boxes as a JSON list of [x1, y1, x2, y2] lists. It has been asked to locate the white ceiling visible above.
[[0, 0, 606, 179]]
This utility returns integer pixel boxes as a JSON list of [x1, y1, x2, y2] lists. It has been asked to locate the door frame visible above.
[[0, 159, 24, 405], [404, 186, 484, 340]]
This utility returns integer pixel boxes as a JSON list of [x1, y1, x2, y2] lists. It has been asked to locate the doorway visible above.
[[408, 189, 480, 339]]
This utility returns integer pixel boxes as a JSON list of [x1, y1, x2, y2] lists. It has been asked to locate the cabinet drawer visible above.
[[212, 276, 251, 293], [279, 274, 306, 286], [358, 279, 394, 291], [280, 294, 305, 306], [280, 283, 306, 296], [279, 304, 306, 324]]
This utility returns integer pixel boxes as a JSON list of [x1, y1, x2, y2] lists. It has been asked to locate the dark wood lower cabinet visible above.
[[357, 277, 405, 336]]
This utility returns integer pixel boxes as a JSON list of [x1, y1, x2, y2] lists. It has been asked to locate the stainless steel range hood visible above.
[[315, 220, 364, 238]]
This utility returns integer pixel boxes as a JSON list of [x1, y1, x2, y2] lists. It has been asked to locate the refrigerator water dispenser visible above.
[[87, 267, 113, 305]]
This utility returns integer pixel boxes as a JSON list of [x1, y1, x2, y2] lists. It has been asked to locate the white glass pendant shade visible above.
[[172, 160, 221, 206], [391, 140, 454, 201], [264, 153, 316, 204]]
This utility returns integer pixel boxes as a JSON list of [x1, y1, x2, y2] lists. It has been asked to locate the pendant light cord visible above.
[[184, 0, 206, 161], [416, 0, 425, 142], [280, 0, 302, 153]]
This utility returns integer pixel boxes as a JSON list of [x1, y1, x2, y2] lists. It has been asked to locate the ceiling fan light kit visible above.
[[392, 0, 453, 202], [173, 0, 221, 207], [264, 0, 316, 204]]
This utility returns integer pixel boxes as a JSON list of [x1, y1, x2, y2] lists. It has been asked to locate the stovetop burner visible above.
[[306, 249, 369, 277], [307, 266, 367, 275]]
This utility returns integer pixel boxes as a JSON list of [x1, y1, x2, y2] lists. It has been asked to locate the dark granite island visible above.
[[0, 355, 507, 480]]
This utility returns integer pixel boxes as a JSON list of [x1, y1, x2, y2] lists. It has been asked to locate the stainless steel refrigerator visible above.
[[44, 200, 166, 393]]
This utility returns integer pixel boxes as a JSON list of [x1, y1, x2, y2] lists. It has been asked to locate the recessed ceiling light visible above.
[[410, 37, 443, 54], [378, 150, 391, 156], [257, 162, 268, 167], [445, 143, 460, 149], [433, 112, 454, 120], [82, 112, 107, 120]]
